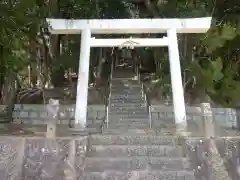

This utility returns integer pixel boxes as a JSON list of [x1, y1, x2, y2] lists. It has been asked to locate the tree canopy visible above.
[[0, 0, 239, 110]]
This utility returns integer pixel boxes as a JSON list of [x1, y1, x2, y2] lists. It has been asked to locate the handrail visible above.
[[148, 104, 152, 129], [107, 56, 114, 128], [137, 61, 152, 129], [143, 84, 152, 129], [136, 63, 139, 81], [102, 53, 114, 132]]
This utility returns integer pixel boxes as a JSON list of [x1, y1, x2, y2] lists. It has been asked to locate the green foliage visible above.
[[0, 0, 46, 75], [0, 0, 239, 107], [193, 3, 240, 106], [203, 24, 237, 54]]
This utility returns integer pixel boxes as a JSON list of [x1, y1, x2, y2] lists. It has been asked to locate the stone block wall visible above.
[[150, 105, 237, 128], [0, 104, 105, 125], [0, 104, 237, 128]]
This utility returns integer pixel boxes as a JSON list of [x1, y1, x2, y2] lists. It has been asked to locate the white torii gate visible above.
[[47, 17, 212, 130]]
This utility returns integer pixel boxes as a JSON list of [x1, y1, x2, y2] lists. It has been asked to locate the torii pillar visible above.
[[74, 29, 91, 128]]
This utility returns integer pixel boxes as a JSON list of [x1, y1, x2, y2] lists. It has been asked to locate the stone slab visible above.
[[0, 137, 87, 180]]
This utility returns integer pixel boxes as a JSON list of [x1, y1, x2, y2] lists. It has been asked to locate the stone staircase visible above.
[[106, 78, 149, 133], [84, 135, 194, 179], [82, 67, 196, 179]]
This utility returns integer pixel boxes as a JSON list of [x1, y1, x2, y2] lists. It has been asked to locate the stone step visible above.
[[109, 116, 149, 120], [107, 123, 149, 129], [110, 103, 146, 107], [111, 81, 141, 85], [101, 128, 184, 136], [109, 98, 146, 105], [109, 110, 148, 115], [110, 103, 146, 108], [108, 115, 149, 119], [89, 135, 180, 146], [111, 91, 142, 94], [112, 86, 142, 88], [109, 99, 146, 106], [111, 79, 140, 82], [87, 122, 149, 131], [108, 120, 150, 125], [87, 145, 184, 157], [110, 106, 147, 110], [111, 87, 142, 90], [102, 128, 153, 135], [110, 96, 144, 100], [151, 120, 176, 128], [110, 107, 147, 111], [87, 119, 160, 127], [111, 79, 139, 83], [87, 119, 103, 125], [86, 122, 103, 129], [109, 118, 149, 122], [112, 72, 136, 76], [109, 111, 148, 115], [110, 93, 143, 97], [87, 118, 153, 125], [111, 85, 142, 88], [111, 88, 142, 91], [110, 100, 145, 104], [84, 157, 191, 172], [111, 90, 142, 94], [111, 89, 142, 93], [83, 170, 195, 180], [68, 127, 101, 135], [111, 82, 141, 85], [111, 93, 143, 96], [86, 118, 173, 128], [109, 107, 147, 111], [111, 85, 141, 88], [108, 118, 149, 122], [95, 120, 156, 128], [109, 107, 147, 112]]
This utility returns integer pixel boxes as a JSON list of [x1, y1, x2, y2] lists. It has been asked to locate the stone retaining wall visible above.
[[0, 104, 237, 128], [150, 105, 238, 128], [0, 104, 105, 125], [0, 137, 87, 179]]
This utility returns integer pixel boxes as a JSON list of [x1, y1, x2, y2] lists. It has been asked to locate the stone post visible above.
[[200, 103, 215, 138], [14, 139, 25, 179], [200, 102, 231, 180], [46, 98, 59, 138], [64, 140, 76, 179]]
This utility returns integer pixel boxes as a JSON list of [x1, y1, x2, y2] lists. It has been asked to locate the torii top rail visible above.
[[47, 18, 211, 34], [46, 17, 212, 129]]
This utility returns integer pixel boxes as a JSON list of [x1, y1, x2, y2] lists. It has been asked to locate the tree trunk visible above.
[[96, 48, 104, 79], [0, 45, 5, 101], [0, 73, 17, 123], [49, 0, 63, 88], [143, 0, 159, 17], [29, 39, 38, 87]]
